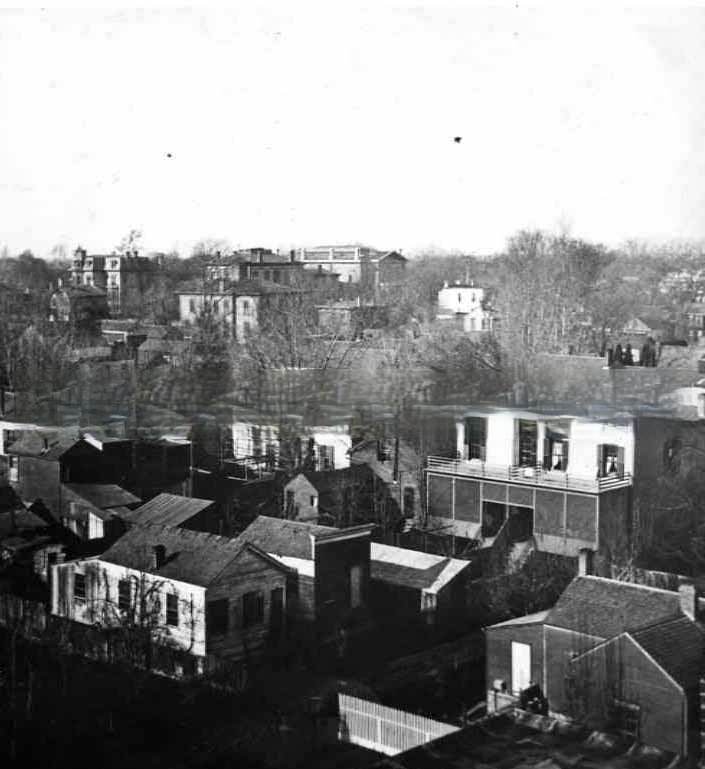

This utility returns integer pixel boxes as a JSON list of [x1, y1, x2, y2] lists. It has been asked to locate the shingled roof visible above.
[[63, 484, 141, 510], [122, 493, 214, 527], [370, 543, 469, 593], [547, 576, 683, 638], [100, 524, 288, 586], [235, 515, 338, 560], [631, 615, 705, 689]]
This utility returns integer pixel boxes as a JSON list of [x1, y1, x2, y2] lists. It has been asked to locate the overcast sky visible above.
[[2, 4, 705, 257]]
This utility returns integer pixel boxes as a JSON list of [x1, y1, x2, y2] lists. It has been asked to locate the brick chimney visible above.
[[151, 544, 166, 570], [679, 579, 697, 621]]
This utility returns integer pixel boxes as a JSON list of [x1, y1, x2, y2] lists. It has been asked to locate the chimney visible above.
[[151, 544, 166, 570], [578, 548, 594, 576], [679, 579, 697, 621]]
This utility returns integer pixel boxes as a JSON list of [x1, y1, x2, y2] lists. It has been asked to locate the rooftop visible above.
[[100, 524, 287, 586], [63, 484, 141, 511], [370, 543, 469, 593], [235, 515, 339, 560], [545, 575, 684, 638], [122, 493, 214, 527]]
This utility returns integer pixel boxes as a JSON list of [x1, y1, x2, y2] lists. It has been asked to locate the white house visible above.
[[436, 281, 494, 332]]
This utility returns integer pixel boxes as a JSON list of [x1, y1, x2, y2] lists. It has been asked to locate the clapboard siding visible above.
[[205, 548, 288, 660]]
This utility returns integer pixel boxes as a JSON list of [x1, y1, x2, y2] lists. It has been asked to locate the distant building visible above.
[[297, 245, 406, 288], [175, 279, 304, 342], [436, 281, 495, 332], [49, 284, 110, 327], [485, 569, 704, 760], [316, 300, 389, 339], [69, 246, 166, 317]]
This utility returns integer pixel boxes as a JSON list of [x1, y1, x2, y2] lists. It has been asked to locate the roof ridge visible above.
[[577, 574, 682, 597]]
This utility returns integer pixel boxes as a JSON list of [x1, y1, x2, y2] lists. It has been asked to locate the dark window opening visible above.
[[465, 417, 487, 461], [482, 501, 506, 538], [663, 437, 682, 475], [242, 591, 264, 628], [118, 579, 131, 612], [74, 573, 86, 600], [610, 700, 640, 738], [517, 420, 538, 467], [544, 430, 569, 471], [207, 599, 229, 636], [166, 593, 179, 627], [318, 444, 334, 471], [285, 490, 295, 517]]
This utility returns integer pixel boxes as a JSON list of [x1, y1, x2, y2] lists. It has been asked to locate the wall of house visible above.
[[284, 475, 319, 521], [569, 635, 686, 756], [485, 622, 544, 695], [205, 548, 288, 661], [544, 626, 605, 716], [596, 486, 631, 570], [14, 457, 62, 516], [309, 427, 351, 470], [314, 534, 370, 636], [455, 411, 635, 478], [438, 286, 485, 314], [51, 559, 207, 656]]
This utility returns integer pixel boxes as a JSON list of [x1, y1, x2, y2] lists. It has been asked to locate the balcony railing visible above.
[[426, 456, 632, 493]]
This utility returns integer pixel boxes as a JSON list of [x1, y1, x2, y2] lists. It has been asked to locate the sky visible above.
[[2, 3, 705, 258]]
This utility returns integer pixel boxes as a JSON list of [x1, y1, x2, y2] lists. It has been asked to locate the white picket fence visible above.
[[338, 693, 459, 756]]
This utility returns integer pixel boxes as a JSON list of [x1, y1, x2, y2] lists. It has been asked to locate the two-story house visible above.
[[436, 281, 495, 333], [50, 524, 292, 670], [235, 516, 374, 638], [424, 405, 648, 568]]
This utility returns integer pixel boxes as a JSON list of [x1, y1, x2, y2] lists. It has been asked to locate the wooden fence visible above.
[[338, 693, 459, 756]]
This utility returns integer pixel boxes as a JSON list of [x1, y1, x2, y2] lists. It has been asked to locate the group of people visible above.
[[605, 337, 659, 368]]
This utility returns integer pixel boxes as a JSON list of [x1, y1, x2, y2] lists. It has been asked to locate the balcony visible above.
[[425, 456, 632, 493]]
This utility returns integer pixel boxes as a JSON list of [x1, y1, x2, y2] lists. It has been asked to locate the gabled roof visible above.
[[122, 493, 214, 527], [0, 509, 50, 539], [6, 430, 80, 460], [631, 615, 705, 689], [370, 543, 469, 593], [63, 484, 141, 510], [100, 523, 289, 587], [235, 515, 339, 560], [547, 576, 683, 638]]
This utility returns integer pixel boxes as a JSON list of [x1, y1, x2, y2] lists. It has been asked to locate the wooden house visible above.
[[51, 524, 291, 668], [235, 516, 374, 638], [485, 565, 705, 760]]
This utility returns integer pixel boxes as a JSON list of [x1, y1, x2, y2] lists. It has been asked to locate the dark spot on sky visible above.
[[453, 137, 462, 144], [166, 153, 172, 158]]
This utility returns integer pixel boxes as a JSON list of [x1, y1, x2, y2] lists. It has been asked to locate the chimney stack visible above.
[[679, 579, 697, 621], [578, 548, 594, 576], [151, 544, 166, 570]]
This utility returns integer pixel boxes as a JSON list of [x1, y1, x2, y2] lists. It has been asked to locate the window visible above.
[[544, 433, 569, 471], [511, 641, 532, 695], [166, 593, 179, 627], [242, 591, 264, 628], [118, 579, 131, 612], [403, 487, 415, 517], [458, 293, 462, 303], [74, 573, 86, 601], [318, 444, 334, 471], [517, 420, 538, 467], [610, 700, 640, 738], [598, 444, 623, 477], [663, 437, 681, 475], [310, 495, 318, 508], [243, 300, 250, 313], [270, 587, 284, 631], [464, 416, 487, 460], [207, 599, 229, 635], [189, 298, 196, 314], [350, 564, 363, 608], [273, 270, 281, 283], [8, 455, 18, 482], [264, 270, 271, 281], [285, 490, 295, 517]]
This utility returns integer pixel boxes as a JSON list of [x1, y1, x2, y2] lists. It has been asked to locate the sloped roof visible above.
[[547, 576, 683, 638], [122, 493, 214, 526], [235, 515, 338, 560], [6, 430, 80, 460], [100, 523, 288, 586], [63, 484, 141, 510], [631, 615, 705, 689], [0, 509, 50, 538], [370, 543, 469, 593], [488, 610, 550, 629]]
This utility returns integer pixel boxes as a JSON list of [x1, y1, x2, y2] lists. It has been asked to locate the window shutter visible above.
[[617, 447, 625, 477], [596, 445, 603, 478], [542, 438, 551, 470], [563, 440, 569, 471]]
